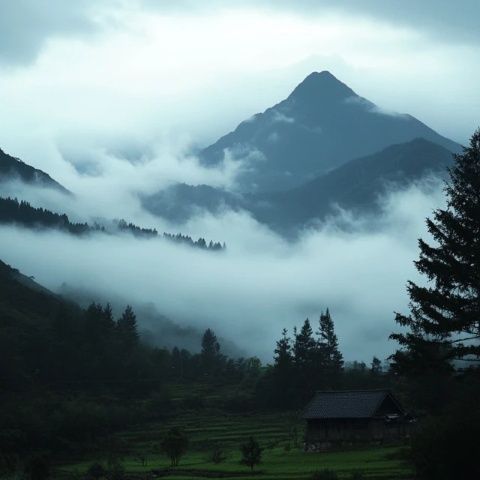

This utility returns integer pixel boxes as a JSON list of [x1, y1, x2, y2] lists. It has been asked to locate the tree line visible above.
[[257, 310, 388, 409], [0, 196, 225, 250]]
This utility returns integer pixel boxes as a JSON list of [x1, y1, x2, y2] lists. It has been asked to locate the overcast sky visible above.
[[0, 0, 479, 180]]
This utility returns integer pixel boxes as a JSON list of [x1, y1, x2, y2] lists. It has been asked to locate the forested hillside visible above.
[[0, 197, 224, 250]]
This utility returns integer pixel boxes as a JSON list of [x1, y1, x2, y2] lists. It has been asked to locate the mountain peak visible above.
[[288, 71, 357, 102]]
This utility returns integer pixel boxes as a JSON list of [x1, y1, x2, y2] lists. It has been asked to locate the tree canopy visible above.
[[391, 130, 480, 373]]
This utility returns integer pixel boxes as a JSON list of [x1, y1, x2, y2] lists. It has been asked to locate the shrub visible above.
[[411, 410, 480, 480], [240, 437, 262, 472], [161, 427, 189, 467], [210, 445, 226, 464]]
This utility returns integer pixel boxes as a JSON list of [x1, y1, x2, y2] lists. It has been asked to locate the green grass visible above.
[[58, 410, 412, 480]]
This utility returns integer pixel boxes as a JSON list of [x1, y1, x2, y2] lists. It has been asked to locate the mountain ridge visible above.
[[253, 137, 454, 231], [144, 137, 454, 233], [199, 71, 461, 192], [0, 147, 69, 194]]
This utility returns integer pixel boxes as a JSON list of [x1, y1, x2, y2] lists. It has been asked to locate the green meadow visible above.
[[59, 410, 412, 480]]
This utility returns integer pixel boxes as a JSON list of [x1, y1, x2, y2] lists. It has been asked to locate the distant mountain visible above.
[[142, 183, 244, 223], [0, 147, 69, 193], [145, 138, 454, 233], [200, 71, 461, 192], [253, 138, 454, 231]]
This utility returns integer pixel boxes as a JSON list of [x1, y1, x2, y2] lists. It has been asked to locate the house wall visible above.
[[304, 418, 410, 452]]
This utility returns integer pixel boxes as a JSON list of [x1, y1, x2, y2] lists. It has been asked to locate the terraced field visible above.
[[61, 411, 412, 479]]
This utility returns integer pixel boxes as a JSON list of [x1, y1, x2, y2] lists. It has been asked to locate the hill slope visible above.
[[0, 147, 69, 193], [253, 138, 454, 231]]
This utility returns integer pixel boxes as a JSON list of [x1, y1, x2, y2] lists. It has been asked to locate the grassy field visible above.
[[59, 409, 412, 480]]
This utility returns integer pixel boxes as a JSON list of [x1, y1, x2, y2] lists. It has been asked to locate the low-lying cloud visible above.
[[0, 176, 444, 363]]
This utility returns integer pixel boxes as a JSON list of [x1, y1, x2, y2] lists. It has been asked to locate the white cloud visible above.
[[0, 180, 445, 362], [0, 4, 477, 175]]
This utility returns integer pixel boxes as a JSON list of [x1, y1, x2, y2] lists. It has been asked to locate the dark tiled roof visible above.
[[303, 390, 401, 419]]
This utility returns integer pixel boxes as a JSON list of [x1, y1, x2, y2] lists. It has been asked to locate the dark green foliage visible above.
[[411, 406, 480, 480], [201, 328, 221, 375], [293, 319, 318, 402], [161, 427, 189, 467], [294, 320, 316, 371], [391, 130, 480, 373], [318, 309, 343, 375], [25, 455, 50, 480], [388, 130, 480, 480], [201, 328, 220, 357], [264, 310, 347, 408], [311, 469, 338, 480], [269, 328, 294, 408], [116, 305, 139, 349], [239, 437, 262, 472], [86, 463, 106, 480]]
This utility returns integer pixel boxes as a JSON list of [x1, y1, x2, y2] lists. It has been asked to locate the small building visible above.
[[303, 390, 411, 451]]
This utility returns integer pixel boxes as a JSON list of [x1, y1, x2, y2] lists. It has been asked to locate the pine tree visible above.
[[391, 130, 480, 372], [272, 328, 294, 407], [201, 328, 220, 375], [274, 328, 293, 372], [117, 305, 139, 348], [102, 303, 115, 332], [293, 319, 316, 369], [318, 309, 343, 374], [293, 319, 317, 401]]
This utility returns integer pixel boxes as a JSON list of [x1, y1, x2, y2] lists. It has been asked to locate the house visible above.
[[303, 390, 411, 451]]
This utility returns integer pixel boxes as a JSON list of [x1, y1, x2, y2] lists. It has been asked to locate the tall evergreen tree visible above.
[[391, 130, 480, 372], [318, 309, 343, 374], [117, 305, 139, 348], [274, 328, 293, 372], [293, 319, 317, 401], [272, 328, 294, 407], [201, 328, 220, 375], [293, 319, 316, 369]]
